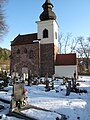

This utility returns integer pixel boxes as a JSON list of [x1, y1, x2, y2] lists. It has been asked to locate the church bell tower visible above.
[[37, 0, 59, 76]]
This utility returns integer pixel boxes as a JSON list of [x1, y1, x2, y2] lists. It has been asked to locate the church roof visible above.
[[56, 53, 77, 66], [11, 33, 39, 46], [40, 0, 56, 21]]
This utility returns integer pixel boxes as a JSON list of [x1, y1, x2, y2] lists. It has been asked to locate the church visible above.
[[10, 0, 77, 78]]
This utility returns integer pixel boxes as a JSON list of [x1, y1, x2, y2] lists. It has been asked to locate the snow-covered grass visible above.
[[0, 86, 12, 101], [0, 75, 90, 120]]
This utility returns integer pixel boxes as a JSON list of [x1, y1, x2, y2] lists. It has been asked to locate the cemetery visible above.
[[0, 0, 90, 119], [0, 71, 90, 120]]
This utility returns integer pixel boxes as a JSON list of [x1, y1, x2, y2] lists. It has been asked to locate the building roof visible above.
[[39, 0, 56, 21], [56, 53, 76, 66], [11, 33, 39, 46]]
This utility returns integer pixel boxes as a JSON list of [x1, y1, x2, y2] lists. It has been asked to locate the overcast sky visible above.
[[1, 0, 90, 49]]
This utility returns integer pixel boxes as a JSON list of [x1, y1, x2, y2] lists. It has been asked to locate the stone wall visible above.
[[11, 42, 58, 77], [40, 43, 55, 77], [10, 43, 40, 76]]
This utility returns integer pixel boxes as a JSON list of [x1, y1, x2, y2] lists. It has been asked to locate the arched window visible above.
[[17, 49, 20, 54], [43, 29, 48, 38], [29, 50, 33, 59], [24, 48, 27, 53]]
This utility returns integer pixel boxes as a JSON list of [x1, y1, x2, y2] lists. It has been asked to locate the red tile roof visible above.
[[56, 53, 76, 65], [11, 33, 39, 46]]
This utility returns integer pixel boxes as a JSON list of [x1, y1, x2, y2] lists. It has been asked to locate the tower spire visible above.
[[39, 0, 56, 21]]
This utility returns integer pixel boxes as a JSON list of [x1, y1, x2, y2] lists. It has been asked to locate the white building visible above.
[[55, 53, 77, 78]]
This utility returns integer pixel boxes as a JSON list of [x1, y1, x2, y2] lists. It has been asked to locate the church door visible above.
[[22, 67, 28, 80]]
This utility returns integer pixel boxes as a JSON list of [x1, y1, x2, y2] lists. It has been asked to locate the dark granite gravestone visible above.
[[51, 74, 55, 90], [72, 77, 76, 89], [66, 80, 71, 96], [28, 70, 32, 86], [51, 81, 54, 90]]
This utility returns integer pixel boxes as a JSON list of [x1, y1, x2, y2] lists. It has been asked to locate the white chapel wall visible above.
[[55, 65, 77, 78]]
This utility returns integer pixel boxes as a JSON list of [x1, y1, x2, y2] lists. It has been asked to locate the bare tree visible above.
[[77, 36, 90, 72], [58, 33, 90, 73], [87, 37, 90, 43], [58, 33, 63, 53], [70, 37, 78, 53], [58, 33, 78, 54], [0, 0, 8, 40], [64, 33, 72, 54]]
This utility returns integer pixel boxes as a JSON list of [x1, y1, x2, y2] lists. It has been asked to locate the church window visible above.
[[17, 49, 20, 54], [43, 29, 48, 38], [24, 48, 27, 53], [55, 32, 57, 39], [29, 50, 33, 59]]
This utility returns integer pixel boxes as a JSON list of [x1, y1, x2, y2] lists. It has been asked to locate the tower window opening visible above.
[[43, 29, 48, 38]]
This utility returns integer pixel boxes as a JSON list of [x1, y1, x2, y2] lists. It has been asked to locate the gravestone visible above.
[[13, 83, 24, 101], [66, 80, 71, 96], [45, 73, 49, 88], [51, 74, 55, 90], [10, 82, 27, 111], [51, 81, 54, 90], [45, 79, 49, 89], [0, 80, 4, 90], [72, 77, 76, 89], [45, 73, 50, 91], [28, 70, 32, 86]]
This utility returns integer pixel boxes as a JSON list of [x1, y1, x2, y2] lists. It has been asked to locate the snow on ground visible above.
[[0, 76, 90, 120], [22, 109, 61, 120], [0, 101, 22, 120], [0, 86, 12, 101]]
